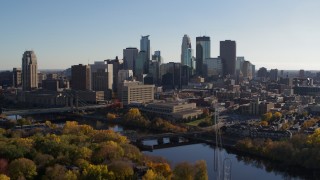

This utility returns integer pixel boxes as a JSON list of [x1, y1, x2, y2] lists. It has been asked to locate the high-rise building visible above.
[[118, 70, 133, 84], [22, 51, 38, 91], [152, 50, 163, 64], [161, 62, 181, 89], [135, 51, 148, 78], [140, 35, 150, 59], [148, 60, 160, 85], [71, 64, 91, 91], [181, 35, 193, 68], [236, 57, 245, 76], [105, 57, 121, 92], [13, 68, 22, 87], [242, 61, 253, 79], [299, 69, 305, 78], [269, 69, 279, 82], [257, 67, 268, 78], [90, 61, 113, 91], [123, 47, 138, 71], [196, 36, 211, 76], [140, 35, 150, 73], [220, 40, 236, 76], [204, 57, 223, 77]]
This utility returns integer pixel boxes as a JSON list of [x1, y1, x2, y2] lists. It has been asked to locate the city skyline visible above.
[[1, 1, 320, 70]]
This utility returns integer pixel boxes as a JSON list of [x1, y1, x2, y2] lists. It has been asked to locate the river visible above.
[[41, 119, 316, 179], [143, 142, 308, 180]]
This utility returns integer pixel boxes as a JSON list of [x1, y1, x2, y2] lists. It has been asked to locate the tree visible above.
[[0, 174, 10, 180], [202, 108, 210, 117], [261, 112, 273, 122], [142, 169, 157, 180], [142, 169, 165, 180], [172, 162, 193, 180], [34, 153, 54, 170], [92, 141, 124, 163], [147, 162, 172, 179], [0, 159, 8, 174], [82, 164, 113, 180], [260, 121, 268, 126], [43, 164, 77, 180], [108, 160, 134, 180], [8, 158, 37, 180], [194, 160, 208, 180], [307, 128, 320, 147], [107, 113, 116, 121], [274, 112, 282, 119]]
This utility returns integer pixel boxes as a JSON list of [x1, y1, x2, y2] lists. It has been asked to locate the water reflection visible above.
[[144, 143, 316, 180]]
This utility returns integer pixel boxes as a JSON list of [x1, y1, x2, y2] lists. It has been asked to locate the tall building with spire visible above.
[[181, 35, 193, 68], [22, 51, 38, 91], [196, 36, 211, 76]]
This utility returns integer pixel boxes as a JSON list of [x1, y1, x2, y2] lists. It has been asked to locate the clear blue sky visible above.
[[0, 0, 319, 70]]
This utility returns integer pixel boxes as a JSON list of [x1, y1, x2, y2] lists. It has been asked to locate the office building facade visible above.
[[220, 40, 236, 76], [71, 64, 91, 91], [181, 35, 193, 68], [22, 51, 38, 91], [196, 36, 210, 76], [123, 47, 138, 71]]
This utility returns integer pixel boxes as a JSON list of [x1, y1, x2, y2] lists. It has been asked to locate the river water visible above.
[[66, 120, 314, 179], [143, 142, 307, 180]]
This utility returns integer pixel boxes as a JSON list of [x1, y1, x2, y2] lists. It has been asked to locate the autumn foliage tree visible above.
[[123, 108, 150, 128], [8, 158, 37, 180]]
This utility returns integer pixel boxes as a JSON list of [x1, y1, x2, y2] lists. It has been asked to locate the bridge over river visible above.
[[1, 103, 116, 116]]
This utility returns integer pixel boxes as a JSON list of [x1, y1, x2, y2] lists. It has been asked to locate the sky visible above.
[[0, 0, 319, 70]]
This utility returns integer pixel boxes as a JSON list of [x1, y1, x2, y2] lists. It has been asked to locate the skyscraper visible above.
[[196, 36, 211, 76], [71, 64, 91, 91], [22, 51, 38, 91], [13, 68, 22, 87], [220, 40, 236, 76], [123, 47, 138, 71], [90, 61, 113, 91], [140, 35, 150, 74], [140, 35, 150, 60], [135, 51, 147, 79], [181, 35, 193, 68]]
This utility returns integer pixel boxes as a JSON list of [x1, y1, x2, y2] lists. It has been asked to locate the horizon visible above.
[[1, 1, 319, 70]]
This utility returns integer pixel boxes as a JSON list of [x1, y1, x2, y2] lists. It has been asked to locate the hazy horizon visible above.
[[1, 0, 319, 70]]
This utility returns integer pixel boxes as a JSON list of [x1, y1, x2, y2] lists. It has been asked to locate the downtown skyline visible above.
[[1, 0, 320, 70]]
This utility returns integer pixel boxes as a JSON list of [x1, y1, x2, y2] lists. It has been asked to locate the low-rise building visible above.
[[119, 80, 154, 105], [142, 101, 202, 121]]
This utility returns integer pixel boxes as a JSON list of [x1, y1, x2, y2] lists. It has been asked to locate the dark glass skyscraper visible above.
[[140, 35, 150, 74], [123, 47, 138, 71], [220, 40, 236, 76], [196, 36, 210, 76]]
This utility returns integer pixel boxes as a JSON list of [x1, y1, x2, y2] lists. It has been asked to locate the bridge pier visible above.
[[169, 137, 179, 143], [157, 138, 164, 145]]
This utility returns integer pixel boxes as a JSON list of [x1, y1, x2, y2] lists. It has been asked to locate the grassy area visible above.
[[186, 118, 208, 126]]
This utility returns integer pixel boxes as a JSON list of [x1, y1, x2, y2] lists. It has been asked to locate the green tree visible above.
[[8, 158, 37, 180]]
